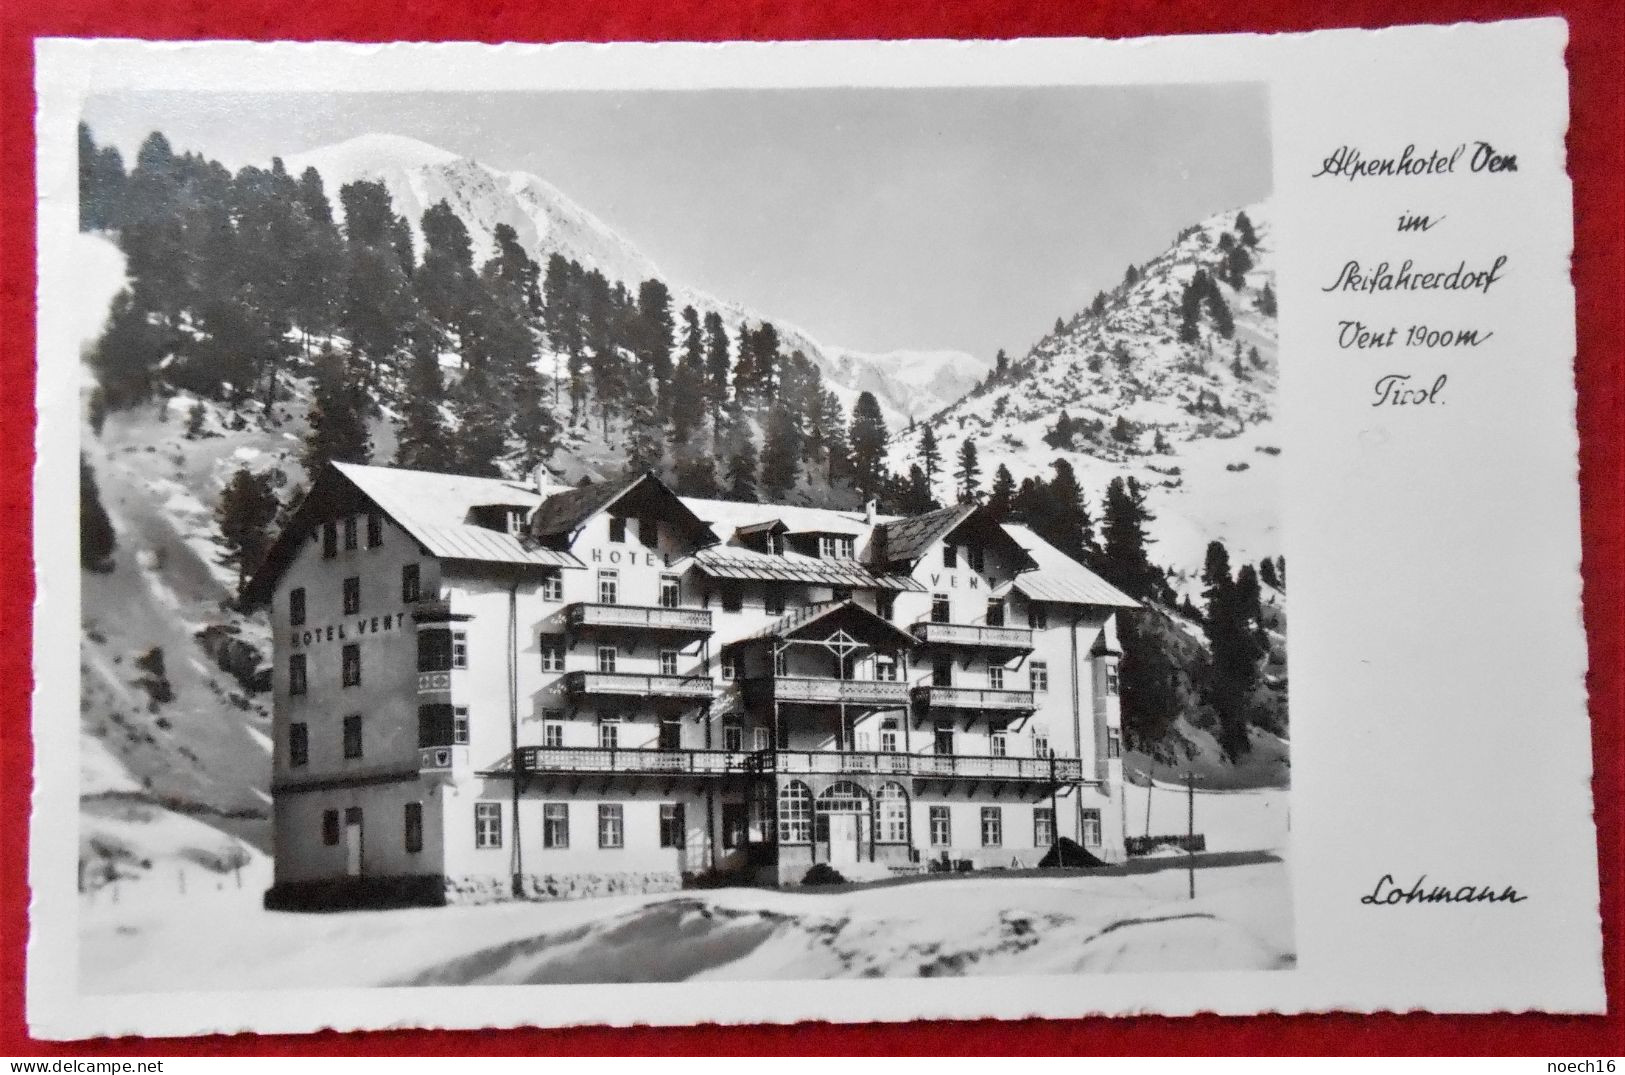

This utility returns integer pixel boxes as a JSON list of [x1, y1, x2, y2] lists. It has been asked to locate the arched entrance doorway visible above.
[[816, 781, 871, 867]]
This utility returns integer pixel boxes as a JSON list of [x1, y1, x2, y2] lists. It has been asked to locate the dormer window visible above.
[[818, 535, 855, 560], [767, 532, 784, 556], [506, 509, 526, 535]]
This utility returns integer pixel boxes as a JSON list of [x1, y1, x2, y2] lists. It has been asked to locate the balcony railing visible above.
[[748, 676, 910, 707], [513, 746, 752, 775], [564, 670, 715, 701], [911, 621, 1035, 652], [566, 603, 714, 634], [752, 749, 1082, 782], [911, 685, 1038, 713]]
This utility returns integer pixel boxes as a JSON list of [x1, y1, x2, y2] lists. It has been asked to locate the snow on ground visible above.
[[1121, 779, 1289, 854], [81, 856, 1291, 992]]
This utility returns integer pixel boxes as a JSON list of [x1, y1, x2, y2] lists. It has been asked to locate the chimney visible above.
[[864, 499, 877, 525], [532, 463, 550, 495]]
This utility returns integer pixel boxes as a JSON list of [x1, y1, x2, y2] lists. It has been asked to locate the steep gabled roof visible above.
[[531, 471, 719, 546], [1002, 523, 1138, 609], [721, 599, 917, 653], [875, 503, 1037, 572], [242, 463, 585, 608]]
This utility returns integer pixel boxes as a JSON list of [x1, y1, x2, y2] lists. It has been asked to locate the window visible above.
[[932, 657, 953, 687], [876, 593, 894, 621], [341, 644, 361, 687], [598, 717, 621, 749], [451, 630, 468, 670], [931, 594, 951, 623], [1028, 602, 1048, 630], [543, 712, 564, 748], [343, 576, 361, 615], [929, 805, 951, 847], [419, 630, 453, 672], [879, 717, 899, 753], [764, 587, 786, 616], [1034, 807, 1055, 848], [404, 802, 423, 853], [288, 723, 309, 767], [778, 782, 812, 843], [988, 665, 1005, 690], [596, 646, 617, 673], [720, 587, 742, 613], [721, 802, 747, 849], [723, 722, 744, 752], [818, 535, 854, 560], [401, 564, 421, 603], [289, 587, 306, 627], [289, 654, 307, 696], [542, 803, 569, 848], [453, 706, 470, 745], [721, 653, 737, 681], [659, 803, 686, 848], [1081, 808, 1102, 847], [598, 804, 624, 849], [875, 657, 898, 683], [753, 727, 771, 752], [474, 802, 503, 849], [541, 573, 563, 602], [765, 532, 785, 556], [658, 717, 681, 749], [342, 714, 363, 758], [322, 809, 340, 846], [942, 544, 958, 569], [367, 512, 384, 548], [343, 515, 358, 551], [1033, 725, 1050, 758], [773, 649, 788, 677], [659, 576, 681, 609], [1108, 728, 1122, 759], [608, 516, 626, 543], [639, 517, 659, 549], [934, 721, 955, 755], [986, 599, 1005, 627], [540, 638, 565, 672], [597, 569, 619, 605], [878, 783, 909, 842], [321, 521, 337, 559], [1105, 662, 1121, 696], [1030, 660, 1049, 692], [968, 546, 985, 573], [981, 806, 1003, 847], [505, 509, 525, 535], [990, 730, 1008, 757], [418, 704, 454, 748], [659, 649, 678, 676]]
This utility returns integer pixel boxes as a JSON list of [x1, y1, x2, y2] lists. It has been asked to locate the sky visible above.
[[81, 85, 1271, 361]]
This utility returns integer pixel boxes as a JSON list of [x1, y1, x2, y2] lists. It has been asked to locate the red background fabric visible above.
[[0, 0, 1618, 1056]]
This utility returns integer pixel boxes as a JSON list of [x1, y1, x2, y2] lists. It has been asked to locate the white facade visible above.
[[254, 464, 1135, 908]]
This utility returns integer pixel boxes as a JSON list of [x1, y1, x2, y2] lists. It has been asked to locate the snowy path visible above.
[[80, 858, 1292, 991]]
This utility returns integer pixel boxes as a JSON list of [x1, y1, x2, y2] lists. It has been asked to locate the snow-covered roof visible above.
[[693, 545, 925, 592], [1002, 523, 1138, 609], [721, 599, 917, 652]]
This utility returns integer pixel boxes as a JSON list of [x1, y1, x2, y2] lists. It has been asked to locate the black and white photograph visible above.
[[30, 24, 1600, 1038], [70, 78, 1290, 988]]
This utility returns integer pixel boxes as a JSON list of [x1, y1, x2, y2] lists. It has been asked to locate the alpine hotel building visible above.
[[247, 463, 1137, 908]]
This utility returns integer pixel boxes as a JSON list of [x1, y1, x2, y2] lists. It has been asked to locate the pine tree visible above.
[[672, 441, 719, 498], [994, 349, 1009, 378], [451, 364, 510, 478], [301, 349, 372, 475], [637, 278, 676, 393], [394, 342, 456, 471], [848, 391, 889, 502], [78, 123, 127, 232], [1256, 283, 1277, 317], [1153, 429, 1170, 454], [1045, 410, 1075, 449], [1235, 210, 1258, 247], [89, 290, 169, 408], [954, 438, 982, 503], [1201, 538, 1260, 760], [1111, 415, 1135, 444], [1206, 284, 1235, 339], [1259, 556, 1280, 590], [918, 425, 942, 489], [1101, 476, 1159, 599], [1053, 317, 1066, 335], [759, 402, 802, 501], [703, 311, 731, 438], [988, 464, 1015, 521], [1045, 458, 1097, 562], [80, 455, 116, 572], [725, 430, 759, 502], [215, 466, 281, 591]]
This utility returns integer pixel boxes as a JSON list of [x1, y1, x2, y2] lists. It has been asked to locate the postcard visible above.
[[29, 18, 1600, 1039]]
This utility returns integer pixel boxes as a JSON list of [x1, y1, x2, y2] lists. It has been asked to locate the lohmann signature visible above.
[[1362, 873, 1528, 905]]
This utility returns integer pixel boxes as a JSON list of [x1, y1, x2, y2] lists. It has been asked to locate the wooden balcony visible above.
[[513, 746, 752, 776], [566, 602, 713, 634], [754, 749, 1082, 783], [746, 675, 910, 708], [563, 670, 715, 702], [910, 621, 1034, 653], [911, 684, 1037, 714]]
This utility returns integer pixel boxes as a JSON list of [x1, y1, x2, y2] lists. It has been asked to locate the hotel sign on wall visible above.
[[289, 610, 410, 650]]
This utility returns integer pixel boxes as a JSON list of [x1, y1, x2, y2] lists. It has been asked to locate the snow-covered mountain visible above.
[[282, 134, 986, 426], [892, 203, 1280, 586]]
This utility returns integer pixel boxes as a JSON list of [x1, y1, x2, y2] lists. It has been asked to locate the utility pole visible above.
[[1185, 770, 1196, 900]]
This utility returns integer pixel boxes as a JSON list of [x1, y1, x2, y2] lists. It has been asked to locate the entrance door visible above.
[[343, 807, 364, 877], [828, 813, 860, 866]]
